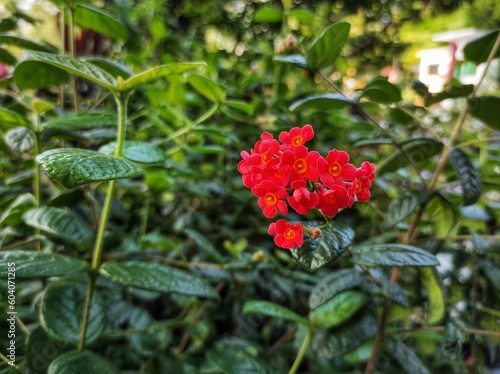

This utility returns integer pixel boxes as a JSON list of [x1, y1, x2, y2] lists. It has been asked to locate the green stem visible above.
[[78, 93, 129, 350], [289, 328, 312, 374], [34, 115, 41, 251], [59, 6, 66, 108], [68, 5, 78, 112]]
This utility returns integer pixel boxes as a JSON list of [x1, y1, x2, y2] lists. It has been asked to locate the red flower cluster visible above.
[[238, 125, 375, 249]]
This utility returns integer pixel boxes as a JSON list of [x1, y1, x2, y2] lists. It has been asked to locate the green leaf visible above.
[[0, 46, 16, 65], [23, 207, 95, 250], [0, 250, 88, 278], [289, 93, 355, 112], [0, 34, 57, 53], [289, 8, 315, 23], [187, 74, 225, 103], [41, 280, 105, 346], [222, 100, 254, 116], [377, 136, 443, 175], [306, 21, 350, 70], [243, 300, 308, 325], [471, 231, 491, 255], [273, 54, 309, 69], [185, 228, 224, 263], [363, 269, 409, 307], [357, 76, 401, 104], [352, 138, 393, 148], [425, 81, 473, 106], [442, 323, 463, 358], [420, 267, 445, 325], [207, 348, 268, 374], [425, 193, 456, 237], [99, 261, 219, 298], [385, 189, 429, 229], [253, 7, 283, 23], [75, 3, 128, 42], [14, 60, 70, 90], [27, 327, 69, 372], [469, 96, 500, 130], [308, 268, 365, 309], [351, 244, 440, 267], [27, 51, 117, 92], [463, 30, 500, 64], [121, 62, 206, 91], [85, 57, 133, 79], [385, 336, 430, 374], [32, 100, 55, 114], [449, 147, 482, 206], [44, 112, 118, 130], [129, 306, 171, 356], [48, 350, 119, 374], [290, 221, 355, 271], [4, 126, 34, 153], [0, 108, 31, 130], [312, 312, 377, 357], [36, 148, 144, 188], [99, 141, 166, 164], [187, 145, 226, 154], [0, 193, 36, 226], [478, 258, 500, 294], [0, 18, 16, 32], [309, 291, 367, 329]]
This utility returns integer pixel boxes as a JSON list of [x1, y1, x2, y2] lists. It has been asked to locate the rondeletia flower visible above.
[[239, 125, 376, 249]]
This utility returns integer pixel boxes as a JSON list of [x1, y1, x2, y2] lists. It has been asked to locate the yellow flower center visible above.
[[293, 159, 307, 174], [284, 228, 296, 240], [265, 193, 277, 205], [328, 162, 342, 177], [291, 135, 303, 147]]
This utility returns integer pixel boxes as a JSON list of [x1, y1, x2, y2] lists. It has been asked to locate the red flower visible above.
[[318, 149, 356, 187], [251, 180, 288, 218], [316, 182, 350, 217], [279, 145, 321, 185], [279, 124, 314, 151], [288, 180, 319, 214], [348, 161, 376, 204], [268, 220, 303, 249]]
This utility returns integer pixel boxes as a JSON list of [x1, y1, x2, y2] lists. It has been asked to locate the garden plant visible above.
[[0, 0, 500, 373]]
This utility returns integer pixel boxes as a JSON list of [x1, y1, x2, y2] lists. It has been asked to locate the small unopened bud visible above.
[[310, 227, 322, 239], [251, 250, 268, 263], [275, 33, 298, 54]]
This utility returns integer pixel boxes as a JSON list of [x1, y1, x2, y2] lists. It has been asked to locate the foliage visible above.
[[0, 1, 499, 373]]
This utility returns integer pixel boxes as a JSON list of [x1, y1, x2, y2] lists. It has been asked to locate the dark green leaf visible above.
[[185, 228, 224, 263], [352, 138, 392, 148], [14, 60, 70, 90], [243, 300, 308, 325], [360, 269, 409, 307], [460, 205, 491, 221], [23, 207, 94, 249], [129, 307, 171, 356], [75, 3, 128, 41], [207, 348, 268, 374], [0, 250, 88, 278], [223, 100, 255, 115], [41, 280, 105, 346], [352, 244, 440, 267], [308, 268, 365, 309], [306, 21, 350, 70], [0, 108, 31, 130], [85, 57, 133, 78], [469, 96, 500, 130], [425, 193, 456, 237], [44, 112, 118, 130], [48, 350, 119, 374], [449, 147, 482, 206], [122, 62, 206, 91], [312, 312, 377, 357], [0, 34, 57, 53], [463, 30, 500, 64], [0, 46, 16, 65], [253, 7, 283, 23], [425, 81, 473, 106], [471, 231, 491, 255], [289, 9, 315, 23], [442, 323, 463, 358], [99, 261, 219, 298], [309, 291, 367, 329], [289, 93, 355, 112], [273, 54, 308, 69], [187, 74, 225, 103], [27, 51, 117, 92], [358, 77, 401, 104], [385, 189, 429, 229], [0, 18, 16, 32], [4, 126, 34, 152], [27, 327, 69, 372], [291, 221, 355, 271], [0, 193, 36, 226], [478, 258, 500, 294], [385, 336, 430, 374], [420, 267, 445, 324], [99, 141, 166, 164], [36, 148, 144, 188], [377, 136, 443, 175]]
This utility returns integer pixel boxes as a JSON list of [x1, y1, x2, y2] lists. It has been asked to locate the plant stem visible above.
[[289, 328, 312, 374], [68, 5, 78, 112], [34, 115, 42, 251], [59, 6, 65, 108], [78, 93, 129, 350]]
